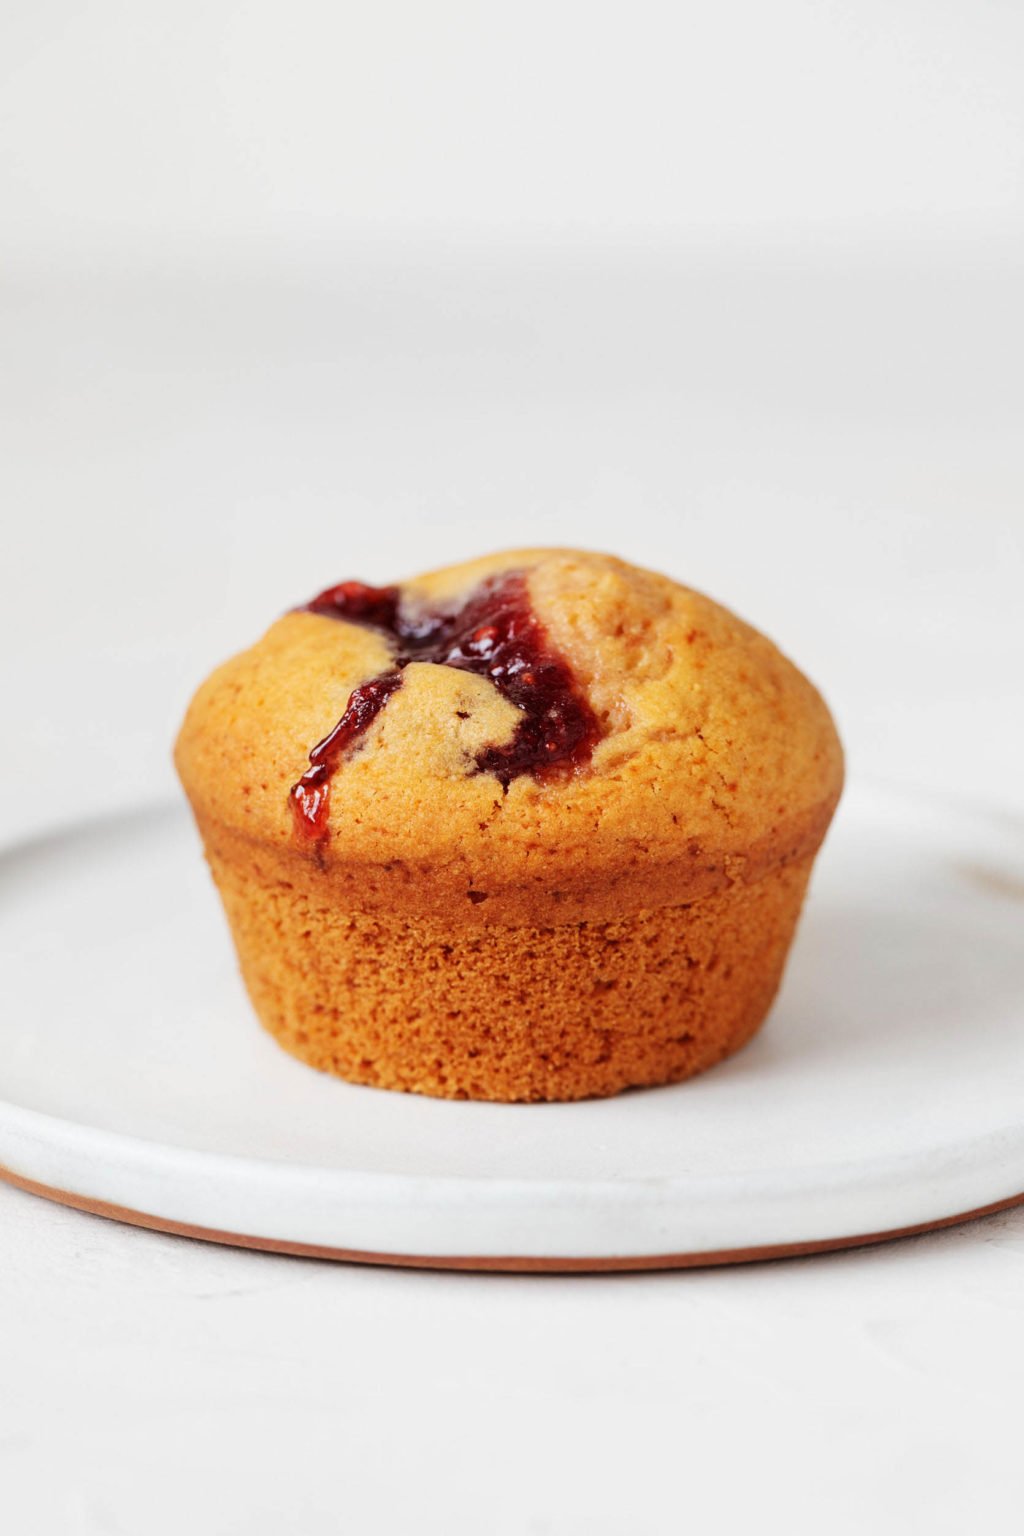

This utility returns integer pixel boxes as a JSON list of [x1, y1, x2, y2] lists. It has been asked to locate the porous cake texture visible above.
[[176, 549, 843, 1100]]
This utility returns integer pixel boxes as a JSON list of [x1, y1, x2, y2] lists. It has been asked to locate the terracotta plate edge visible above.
[[2, 1164, 1023, 1272]]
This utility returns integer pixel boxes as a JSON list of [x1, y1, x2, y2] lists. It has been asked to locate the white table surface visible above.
[[2, 246, 1023, 1533]]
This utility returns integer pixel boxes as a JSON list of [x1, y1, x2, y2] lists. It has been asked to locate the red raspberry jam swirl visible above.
[[290, 572, 601, 839]]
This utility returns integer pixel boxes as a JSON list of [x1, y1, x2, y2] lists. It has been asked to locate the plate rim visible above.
[[3, 1163, 1023, 1273]]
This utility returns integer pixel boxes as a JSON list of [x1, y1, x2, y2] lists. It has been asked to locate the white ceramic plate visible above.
[[0, 780, 1022, 1270]]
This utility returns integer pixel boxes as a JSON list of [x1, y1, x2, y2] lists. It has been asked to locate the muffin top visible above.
[[175, 549, 843, 917]]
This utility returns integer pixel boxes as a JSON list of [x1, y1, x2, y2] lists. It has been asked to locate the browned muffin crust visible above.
[[176, 549, 843, 1100]]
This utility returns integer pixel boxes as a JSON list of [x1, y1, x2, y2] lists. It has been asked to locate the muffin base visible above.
[[205, 846, 814, 1102]]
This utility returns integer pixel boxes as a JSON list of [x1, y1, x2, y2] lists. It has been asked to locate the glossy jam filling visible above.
[[290, 571, 601, 838]]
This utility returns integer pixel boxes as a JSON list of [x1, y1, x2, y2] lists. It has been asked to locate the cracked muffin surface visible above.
[[176, 549, 842, 919], [175, 548, 843, 1100]]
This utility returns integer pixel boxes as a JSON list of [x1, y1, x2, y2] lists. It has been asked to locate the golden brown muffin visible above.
[[175, 549, 843, 1101]]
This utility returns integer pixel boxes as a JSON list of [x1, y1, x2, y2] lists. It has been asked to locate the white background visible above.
[[2, 3, 1023, 1532]]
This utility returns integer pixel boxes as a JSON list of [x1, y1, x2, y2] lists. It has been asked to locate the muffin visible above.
[[175, 549, 843, 1101]]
